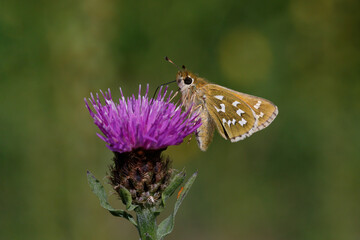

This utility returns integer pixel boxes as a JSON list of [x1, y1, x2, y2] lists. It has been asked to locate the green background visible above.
[[1, 0, 359, 239]]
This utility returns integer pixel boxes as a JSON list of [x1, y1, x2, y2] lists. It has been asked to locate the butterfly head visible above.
[[176, 68, 208, 93], [165, 57, 206, 92], [175, 69, 209, 112], [176, 70, 197, 90]]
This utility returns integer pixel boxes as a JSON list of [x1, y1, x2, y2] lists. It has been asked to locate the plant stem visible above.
[[135, 208, 158, 240]]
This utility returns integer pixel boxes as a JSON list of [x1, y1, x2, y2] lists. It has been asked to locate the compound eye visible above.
[[184, 76, 193, 85]]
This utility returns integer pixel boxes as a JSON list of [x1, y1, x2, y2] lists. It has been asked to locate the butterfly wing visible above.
[[202, 84, 278, 142], [231, 91, 278, 133], [203, 84, 258, 142]]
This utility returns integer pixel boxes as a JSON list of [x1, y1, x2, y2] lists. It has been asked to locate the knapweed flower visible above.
[[85, 85, 201, 206], [85, 85, 200, 153]]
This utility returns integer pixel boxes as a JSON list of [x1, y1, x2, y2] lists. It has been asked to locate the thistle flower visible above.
[[85, 84, 200, 240], [85, 85, 200, 153], [85, 85, 200, 205]]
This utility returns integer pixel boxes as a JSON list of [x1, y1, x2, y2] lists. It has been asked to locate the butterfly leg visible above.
[[169, 90, 179, 102], [187, 103, 202, 116], [187, 135, 192, 144]]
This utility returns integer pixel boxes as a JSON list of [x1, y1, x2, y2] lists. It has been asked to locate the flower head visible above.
[[85, 85, 200, 206], [85, 85, 201, 153]]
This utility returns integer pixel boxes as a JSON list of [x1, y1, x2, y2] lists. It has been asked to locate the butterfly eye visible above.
[[184, 76, 193, 85]]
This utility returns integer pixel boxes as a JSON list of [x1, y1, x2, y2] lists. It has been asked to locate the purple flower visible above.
[[85, 85, 201, 153]]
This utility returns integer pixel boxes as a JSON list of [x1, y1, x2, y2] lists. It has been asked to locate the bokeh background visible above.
[[1, 0, 360, 239]]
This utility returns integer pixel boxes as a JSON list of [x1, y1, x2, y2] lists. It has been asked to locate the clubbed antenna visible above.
[[165, 56, 186, 70]]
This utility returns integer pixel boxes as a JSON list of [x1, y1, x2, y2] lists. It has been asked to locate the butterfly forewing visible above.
[[203, 84, 258, 142]]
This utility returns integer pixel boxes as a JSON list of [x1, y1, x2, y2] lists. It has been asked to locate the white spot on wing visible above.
[[230, 122, 258, 142], [215, 103, 226, 113], [232, 101, 240, 107], [214, 95, 224, 100], [227, 120, 233, 127], [256, 112, 265, 119], [222, 118, 237, 127], [236, 109, 245, 116], [238, 118, 247, 126], [254, 100, 262, 109]]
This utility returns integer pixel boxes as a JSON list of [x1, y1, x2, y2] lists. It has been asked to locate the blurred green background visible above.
[[1, 0, 360, 239]]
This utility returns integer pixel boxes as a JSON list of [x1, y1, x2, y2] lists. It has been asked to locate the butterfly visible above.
[[166, 57, 278, 151]]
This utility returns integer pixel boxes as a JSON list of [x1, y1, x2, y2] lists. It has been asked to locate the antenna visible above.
[[165, 56, 186, 71], [152, 56, 183, 98]]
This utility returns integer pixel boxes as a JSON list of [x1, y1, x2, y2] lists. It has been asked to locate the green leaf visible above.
[[161, 169, 186, 206], [118, 186, 137, 211], [157, 171, 198, 239], [87, 171, 137, 226]]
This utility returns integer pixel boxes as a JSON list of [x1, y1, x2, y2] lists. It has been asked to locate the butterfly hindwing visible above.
[[203, 84, 258, 142], [228, 91, 278, 133]]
